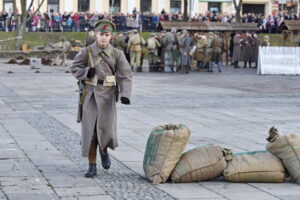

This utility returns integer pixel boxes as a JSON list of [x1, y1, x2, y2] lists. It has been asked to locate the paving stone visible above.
[[54, 186, 107, 197]]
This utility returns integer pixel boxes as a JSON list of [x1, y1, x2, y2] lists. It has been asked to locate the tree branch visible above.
[[26, 0, 46, 22], [26, 0, 34, 13]]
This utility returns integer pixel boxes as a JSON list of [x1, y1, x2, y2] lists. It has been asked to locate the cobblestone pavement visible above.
[[1, 59, 300, 200]]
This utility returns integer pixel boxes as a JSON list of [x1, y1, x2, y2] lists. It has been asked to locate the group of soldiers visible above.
[[108, 28, 226, 73], [231, 32, 267, 69], [77, 28, 269, 72]]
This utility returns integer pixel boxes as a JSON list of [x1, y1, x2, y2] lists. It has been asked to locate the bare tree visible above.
[[233, 0, 242, 23], [14, 0, 46, 50], [183, 0, 188, 21]]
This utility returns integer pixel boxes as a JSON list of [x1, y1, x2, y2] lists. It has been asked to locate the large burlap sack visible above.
[[171, 145, 232, 183], [224, 151, 285, 183], [266, 127, 300, 184], [143, 124, 190, 185]]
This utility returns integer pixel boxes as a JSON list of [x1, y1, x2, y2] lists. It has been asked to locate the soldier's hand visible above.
[[87, 68, 95, 78], [121, 97, 130, 105]]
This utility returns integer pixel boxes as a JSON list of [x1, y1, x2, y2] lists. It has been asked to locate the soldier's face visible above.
[[96, 32, 112, 48]]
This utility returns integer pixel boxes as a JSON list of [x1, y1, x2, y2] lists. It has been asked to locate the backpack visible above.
[[147, 38, 156, 49]]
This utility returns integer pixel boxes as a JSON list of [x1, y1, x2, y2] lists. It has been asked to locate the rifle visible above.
[[77, 80, 87, 123]]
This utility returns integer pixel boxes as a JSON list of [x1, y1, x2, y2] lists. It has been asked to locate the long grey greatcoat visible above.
[[70, 42, 132, 157], [181, 35, 191, 66], [232, 35, 242, 62]]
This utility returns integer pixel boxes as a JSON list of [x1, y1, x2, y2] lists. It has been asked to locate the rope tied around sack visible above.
[[163, 124, 181, 130], [222, 148, 233, 162], [266, 126, 280, 142]]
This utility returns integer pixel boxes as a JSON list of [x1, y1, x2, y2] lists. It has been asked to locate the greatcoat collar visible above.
[[90, 41, 113, 57]]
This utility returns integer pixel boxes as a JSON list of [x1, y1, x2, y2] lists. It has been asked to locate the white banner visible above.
[[257, 47, 300, 75]]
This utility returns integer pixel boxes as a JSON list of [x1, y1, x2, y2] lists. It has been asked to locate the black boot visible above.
[[100, 152, 111, 169], [84, 163, 97, 178], [244, 61, 247, 68]]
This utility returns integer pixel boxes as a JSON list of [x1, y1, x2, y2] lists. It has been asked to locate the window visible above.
[[140, 0, 152, 13], [109, 0, 120, 13], [208, 2, 221, 13], [78, 0, 90, 12], [170, 0, 181, 14], [48, 0, 59, 13], [3, 0, 13, 13]]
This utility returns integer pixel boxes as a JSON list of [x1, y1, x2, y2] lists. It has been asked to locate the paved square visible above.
[[0, 59, 300, 200]]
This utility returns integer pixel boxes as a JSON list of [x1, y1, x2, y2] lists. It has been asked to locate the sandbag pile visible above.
[[143, 124, 299, 185], [143, 124, 190, 185], [224, 151, 285, 183], [171, 145, 231, 183], [266, 127, 300, 184]]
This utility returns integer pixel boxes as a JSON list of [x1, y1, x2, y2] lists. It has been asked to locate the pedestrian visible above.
[[70, 20, 133, 178]]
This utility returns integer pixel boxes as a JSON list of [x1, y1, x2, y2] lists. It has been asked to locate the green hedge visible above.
[[0, 32, 296, 50]]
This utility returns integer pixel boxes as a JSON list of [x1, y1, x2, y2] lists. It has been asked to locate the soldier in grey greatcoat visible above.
[[241, 33, 254, 68], [162, 27, 179, 72], [232, 32, 243, 68], [180, 30, 192, 74], [251, 33, 260, 68], [147, 33, 161, 72], [70, 20, 132, 178]]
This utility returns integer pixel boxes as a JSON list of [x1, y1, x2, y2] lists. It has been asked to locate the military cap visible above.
[[171, 27, 177, 33], [181, 30, 187, 34], [94, 20, 116, 33], [150, 32, 156, 36], [160, 30, 167, 33], [132, 29, 138, 33]]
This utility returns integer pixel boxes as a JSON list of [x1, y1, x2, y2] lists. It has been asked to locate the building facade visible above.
[[0, 0, 299, 16]]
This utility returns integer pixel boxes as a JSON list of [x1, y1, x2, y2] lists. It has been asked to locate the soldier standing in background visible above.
[[251, 33, 260, 68], [180, 30, 191, 74], [127, 29, 145, 72], [52, 36, 72, 66], [195, 33, 207, 71], [210, 32, 224, 73], [232, 32, 242, 68], [124, 31, 133, 63], [70, 20, 132, 178], [85, 30, 96, 47], [162, 27, 178, 72], [147, 33, 161, 72], [241, 32, 253, 68], [261, 35, 271, 47], [206, 32, 215, 72], [112, 32, 127, 52]]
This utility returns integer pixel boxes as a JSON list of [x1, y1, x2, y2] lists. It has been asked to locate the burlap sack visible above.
[[171, 145, 231, 183], [266, 127, 300, 184], [143, 124, 190, 185], [224, 151, 285, 183]]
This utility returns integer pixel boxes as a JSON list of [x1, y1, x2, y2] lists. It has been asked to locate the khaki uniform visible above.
[[195, 36, 207, 69], [112, 35, 127, 51], [70, 42, 132, 157], [147, 37, 161, 72], [127, 33, 145, 70]]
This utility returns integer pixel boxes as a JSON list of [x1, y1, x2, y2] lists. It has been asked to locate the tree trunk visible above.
[[183, 0, 188, 21], [233, 0, 243, 23], [14, 0, 46, 50]]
